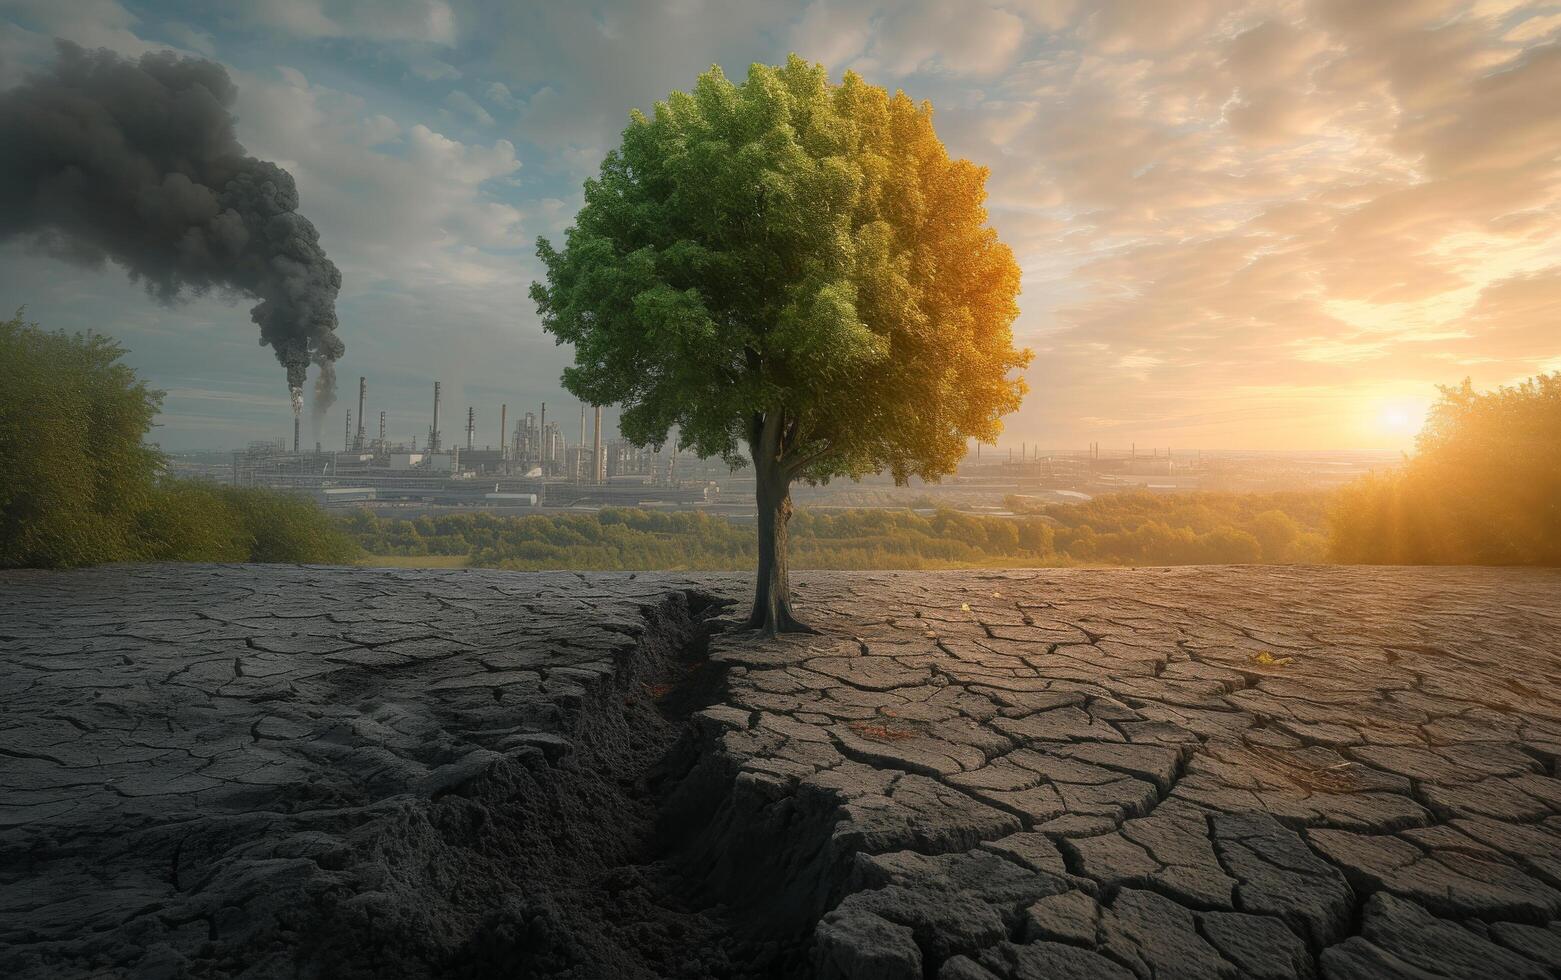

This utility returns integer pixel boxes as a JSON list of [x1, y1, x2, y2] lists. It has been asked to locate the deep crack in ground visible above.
[[2, 564, 1561, 979]]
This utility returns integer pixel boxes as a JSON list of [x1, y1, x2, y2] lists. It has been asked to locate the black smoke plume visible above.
[[0, 41, 344, 413]]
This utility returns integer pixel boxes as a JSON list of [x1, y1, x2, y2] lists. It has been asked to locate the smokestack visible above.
[[355, 377, 366, 450], [345, 410, 352, 452], [378, 411, 386, 451], [430, 381, 442, 452], [294, 415, 301, 454], [579, 404, 586, 474], [466, 406, 475, 450], [540, 402, 547, 472], [593, 405, 604, 484], [500, 404, 508, 458]]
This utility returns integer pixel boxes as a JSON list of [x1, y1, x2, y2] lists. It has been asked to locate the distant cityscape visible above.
[[163, 376, 1402, 519]]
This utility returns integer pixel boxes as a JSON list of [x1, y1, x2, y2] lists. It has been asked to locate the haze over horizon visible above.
[[2, 0, 1557, 453]]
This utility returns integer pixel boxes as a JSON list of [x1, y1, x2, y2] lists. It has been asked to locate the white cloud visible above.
[[0, 0, 155, 53], [161, 21, 218, 56], [234, 0, 459, 45], [234, 67, 525, 293], [443, 89, 494, 126], [484, 80, 515, 108]]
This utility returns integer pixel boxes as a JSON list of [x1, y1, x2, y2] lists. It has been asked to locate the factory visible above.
[[234, 378, 712, 513]]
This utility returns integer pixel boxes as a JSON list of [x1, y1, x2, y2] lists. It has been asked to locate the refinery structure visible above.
[[234, 378, 711, 513], [228, 378, 1392, 518]]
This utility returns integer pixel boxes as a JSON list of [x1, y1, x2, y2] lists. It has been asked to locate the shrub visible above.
[[217, 487, 358, 564], [0, 312, 162, 567], [136, 482, 250, 562], [1, 312, 357, 568]]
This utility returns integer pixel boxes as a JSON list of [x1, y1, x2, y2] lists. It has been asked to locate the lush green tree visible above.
[[1, 311, 164, 567], [532, 56, 1029, 632]]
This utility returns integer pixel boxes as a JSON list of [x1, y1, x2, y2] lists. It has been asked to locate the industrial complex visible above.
[[234, 378, 712, 514], [226, 377, 1396, 517]]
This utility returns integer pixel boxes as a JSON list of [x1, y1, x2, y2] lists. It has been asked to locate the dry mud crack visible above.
[[3, 564, 1561, 978]]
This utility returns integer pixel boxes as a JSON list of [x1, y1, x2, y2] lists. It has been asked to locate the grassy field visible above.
[[356, 554, 472, 569]]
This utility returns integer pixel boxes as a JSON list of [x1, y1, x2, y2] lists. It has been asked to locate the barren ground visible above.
[[2, 564, 1560, 978]]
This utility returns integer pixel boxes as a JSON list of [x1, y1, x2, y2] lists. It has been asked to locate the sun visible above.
[[1381, 406, 1414, 431], [1373, 398, 1430, 444]]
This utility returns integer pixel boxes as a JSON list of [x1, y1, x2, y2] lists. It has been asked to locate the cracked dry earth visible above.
[[2, 565, 1560, 979]]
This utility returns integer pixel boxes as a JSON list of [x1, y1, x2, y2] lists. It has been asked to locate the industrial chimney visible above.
[[430, 381, 442, 452], [499, 404, 508, 459], [540, 402, 547, 473], [293, 415, 301, 454], [378, 411, 386, 453], [355, 377, 366, 451], [345, 410, 352, 452], [593, 405, 604, 484], [466, 406, 476, 450]]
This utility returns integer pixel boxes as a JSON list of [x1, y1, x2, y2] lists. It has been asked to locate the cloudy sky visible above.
[[2, 0, 1558, 452]]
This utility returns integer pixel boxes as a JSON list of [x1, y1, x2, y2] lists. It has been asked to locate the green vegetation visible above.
[[1009, 492, 1331, 565], [533, 56, 1028, 631], [7, 311, 1551, 573], [1331, 373, 1560, 565], [2, 311, 163, 566], [339, 493, 1330, 572], [0, 312, 355, 568]]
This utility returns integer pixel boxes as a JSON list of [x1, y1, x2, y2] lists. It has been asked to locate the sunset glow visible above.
[[1, 1, 1558, 452]]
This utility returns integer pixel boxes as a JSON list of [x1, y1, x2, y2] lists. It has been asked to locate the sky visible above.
[[1, 0, 1558, 453]]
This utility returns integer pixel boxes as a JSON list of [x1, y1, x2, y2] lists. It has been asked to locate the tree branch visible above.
[[783, 442, 834, 479]]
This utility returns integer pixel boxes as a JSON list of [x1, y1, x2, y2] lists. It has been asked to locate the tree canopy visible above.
[[532, 55, 1029, 484]]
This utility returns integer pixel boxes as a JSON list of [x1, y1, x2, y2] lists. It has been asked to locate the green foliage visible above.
[[532, 55, 1029, 484], [1331, 374, 1561, 564], [1, 311, 163, 567], [135, 482, 251, 562], [1009, 491, 1330, 565], [222, 486, 359, 564], [0, 312, 356, 568], [133, 482, 356, 565], [342, 493, 1329, 571]]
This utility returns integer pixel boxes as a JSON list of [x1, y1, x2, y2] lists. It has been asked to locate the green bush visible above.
[[136, 482, 250, 562], [218, 487, 358, 564], [1, 312, 162, 567], [1, 312, 356, 568]]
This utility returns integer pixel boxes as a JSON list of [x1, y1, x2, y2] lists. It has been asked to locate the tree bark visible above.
[[746, 421, 814, 635]]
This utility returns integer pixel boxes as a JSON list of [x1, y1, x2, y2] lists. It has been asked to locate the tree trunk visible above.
[[746, 456, 813, 635]]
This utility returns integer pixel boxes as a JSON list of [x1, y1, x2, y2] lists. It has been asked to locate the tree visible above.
[[532, 56, 1029, 633], [1, 311, 358, 568], [0, 311, 164, 567]]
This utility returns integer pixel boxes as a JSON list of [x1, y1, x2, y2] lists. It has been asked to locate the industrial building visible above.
[[234, 379, 712, 513]]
